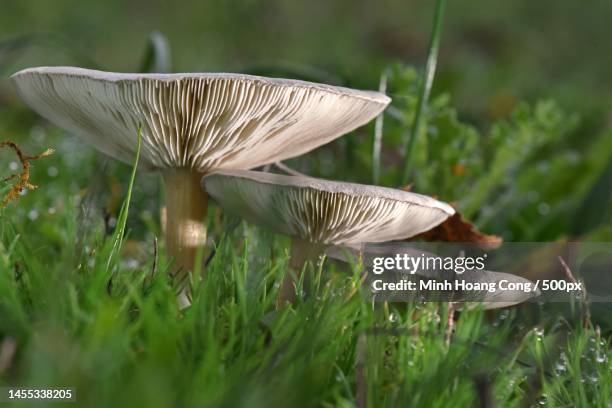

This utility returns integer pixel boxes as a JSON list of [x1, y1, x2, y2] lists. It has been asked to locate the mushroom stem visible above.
[[277, 238, 325, 307], [163, 169, 208, 294]]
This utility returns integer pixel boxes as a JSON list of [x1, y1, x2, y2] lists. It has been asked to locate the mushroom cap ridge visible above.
[[11, 66, 390, 172], [203, 170, 455, 245]]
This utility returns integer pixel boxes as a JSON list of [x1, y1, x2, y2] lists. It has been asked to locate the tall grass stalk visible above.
[[400, 0, 447, 185], [372, 70, 388, 184]]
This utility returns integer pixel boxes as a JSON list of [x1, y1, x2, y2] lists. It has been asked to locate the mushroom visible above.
[[202, 169, 455, 305], [11, 66, 390, 294]]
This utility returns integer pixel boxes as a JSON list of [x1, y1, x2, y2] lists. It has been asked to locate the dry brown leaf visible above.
[[412, 211, 503, 249]]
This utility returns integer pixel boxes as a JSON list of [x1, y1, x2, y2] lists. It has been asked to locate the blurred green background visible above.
[[2, 0, 612, 123]]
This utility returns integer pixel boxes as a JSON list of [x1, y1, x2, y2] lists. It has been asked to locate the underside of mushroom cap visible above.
[[11, 66, 390, 171], [203, 170, 455, 245]]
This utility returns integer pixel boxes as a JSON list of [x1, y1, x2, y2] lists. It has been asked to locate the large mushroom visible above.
[[202, 169, 455, 305], [11, 66, 390, 291]]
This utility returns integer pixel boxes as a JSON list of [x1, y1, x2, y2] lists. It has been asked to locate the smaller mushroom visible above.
[[202, 170, 455, 306]]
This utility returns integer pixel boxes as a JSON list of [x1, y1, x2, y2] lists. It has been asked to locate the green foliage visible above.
[[373, 65, 612, 241]]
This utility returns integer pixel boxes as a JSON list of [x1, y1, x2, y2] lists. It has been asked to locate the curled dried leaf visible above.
[[0, 140, 54, 208], [412, 211, 503, 249]]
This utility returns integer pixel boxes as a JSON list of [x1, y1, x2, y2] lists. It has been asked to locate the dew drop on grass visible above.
[[28, 209, 39, 221], [596, 353, 606, 364], [430, 313, 440, 324], [537, 203, 550, 215], [480, 206, 494, 217], [537, 395, 547, 405], [47, 166, 59, 177], [122, 259, 140, 269], [527, 191, 539, 202], [493, 309, 510, 326], [534, 327, 545, 341], [30, 126, 46, 143], [555, 355, 567, 374], [567, 150, 580, 163]]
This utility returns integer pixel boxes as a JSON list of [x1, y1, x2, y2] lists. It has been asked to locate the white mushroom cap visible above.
[[203, 170, 455, 245], [11, 66, 390, 171]]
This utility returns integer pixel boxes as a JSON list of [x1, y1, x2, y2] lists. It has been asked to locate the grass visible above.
[[400, 0, 447, 185], [0, 124, 610, 407]]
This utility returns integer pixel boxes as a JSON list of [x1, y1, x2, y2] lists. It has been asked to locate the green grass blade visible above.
[[105, 126, 142, 273], [372, 69, 388, 184], [400, 0, 447, 185], [139, 31, 172, 73]]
